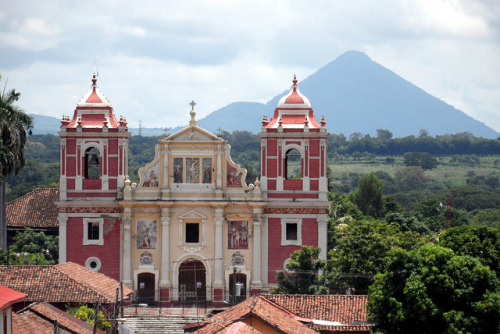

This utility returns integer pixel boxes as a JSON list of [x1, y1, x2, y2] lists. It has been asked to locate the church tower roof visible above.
[[62, 74, 121, 129], [77, 74, 112, 107], [266, 76, 321, 129]]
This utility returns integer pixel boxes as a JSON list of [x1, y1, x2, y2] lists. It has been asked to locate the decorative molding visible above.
[[133, 207, 161, 213], [264, 207, 328, 214], [139, 251, 154, 266], [61, 207, 122, 214], [183, 246, 202, 253], [231, 251, 245, 266], [178, 209, 207, 218]]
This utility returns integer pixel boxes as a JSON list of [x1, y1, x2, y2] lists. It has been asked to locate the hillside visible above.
[[197, 51, 498, 138]]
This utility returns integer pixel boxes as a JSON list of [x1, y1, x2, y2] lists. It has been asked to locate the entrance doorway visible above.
[[178, 259, 206, 305], [229, 273, 247, 304], [137, 273, 155, 306]]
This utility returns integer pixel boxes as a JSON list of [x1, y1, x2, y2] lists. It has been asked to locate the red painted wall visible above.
[[66, 216, 121, 280]]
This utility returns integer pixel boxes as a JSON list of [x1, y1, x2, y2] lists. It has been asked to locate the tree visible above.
[[273, 246, 326, 295], [352, 171, 384, 217], [403, 152, 438, 170], [368, 245, 500, 334], [67, 304, 111, 331], [394, 166, 429, 192], [10, 227, 58, 264], [471, 208, 500, 230], [0, 76, 33, 250], [439, 225, 500, 276], [327, 219, 424, 294], [385, 212, 432, 236], [376, 129, 393, 140]]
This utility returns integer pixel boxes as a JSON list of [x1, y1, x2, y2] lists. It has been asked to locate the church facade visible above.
[[57, 75, 329, 305]]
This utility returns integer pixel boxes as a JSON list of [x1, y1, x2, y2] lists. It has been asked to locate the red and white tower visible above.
[[57, 74, 129, 280], [260, 76, 330, 285]]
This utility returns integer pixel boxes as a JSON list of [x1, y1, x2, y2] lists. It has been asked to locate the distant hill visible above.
[[197, 51, 499, 138], [29, 114, 165, 137], [30, 51, 499, 138]]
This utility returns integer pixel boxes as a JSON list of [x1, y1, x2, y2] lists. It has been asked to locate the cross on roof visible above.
[[216, 126, 224, 135], [190, 100, 196, 110], [163, 127, 169, 137]]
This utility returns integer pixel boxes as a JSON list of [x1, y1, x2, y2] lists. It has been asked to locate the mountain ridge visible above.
[[29, 51, 499, 138]]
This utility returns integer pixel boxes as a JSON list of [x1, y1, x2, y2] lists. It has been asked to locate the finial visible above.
[[292, 74, 298, 85], [92, 73, 97, 87], [320, 115, 327, 127], [189, 100, 197, 126]]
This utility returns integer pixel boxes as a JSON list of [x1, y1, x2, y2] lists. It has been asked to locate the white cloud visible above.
[[0, 0, 499, 132]]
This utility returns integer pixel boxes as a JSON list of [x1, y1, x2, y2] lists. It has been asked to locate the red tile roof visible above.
[[262, 295, 371, 333], [219, 321, 262, 334], [0, 262, 132, 304], [6, 188, 59, 228], [0, 285, 27, 310], [12, 311, 71, 334], [192, 295, 318, 334], [16, 302, 104, 334]]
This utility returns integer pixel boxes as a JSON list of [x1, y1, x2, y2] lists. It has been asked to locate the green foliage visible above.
[[404, 152, 438, 170], [273, 246, 327, 295], [382, 195, 403, 215], [436, 185, 500, 211], [466, 174, 499, 192], [10, 228, 58, 264], [439, 225, 500, 275], [368, 245, 500, 334], [352, 171, 384, 218], [471, 208, 500, 229], [67, 304, 111, 331], [384, 212, 432, 236], [0, 249, 49, 265], [394, 166, 429, 192], [327, 219, 425, 294]]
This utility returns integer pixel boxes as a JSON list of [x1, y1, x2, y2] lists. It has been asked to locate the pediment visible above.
[[178, 210, 207, 219], [167, 126, 223, 142]]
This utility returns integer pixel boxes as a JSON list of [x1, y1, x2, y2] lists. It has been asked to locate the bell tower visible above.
[[259, 76, 330, 285], [57, 74, 130, 280]]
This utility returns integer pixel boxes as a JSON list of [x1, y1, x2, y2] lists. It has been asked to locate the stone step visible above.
[[119, 315, 206, 334]]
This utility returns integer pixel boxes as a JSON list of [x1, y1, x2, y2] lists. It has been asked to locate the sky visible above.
[[1, 0, 499, 132]]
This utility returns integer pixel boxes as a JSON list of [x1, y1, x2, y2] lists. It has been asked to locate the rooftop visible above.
[[14, 302, 104, 334], [6, 188, 59, 229], [0, 262, 132, 304]]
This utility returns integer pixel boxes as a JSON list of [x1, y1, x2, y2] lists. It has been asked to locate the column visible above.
[[213, 208, 224, 286], [317, 215, 329, 261], [122, 216, 132, 285], [262, 217, 269, 285], [252, 217, 262, 285], [58, 214, 67, 263], [160, 216, 171, 287]]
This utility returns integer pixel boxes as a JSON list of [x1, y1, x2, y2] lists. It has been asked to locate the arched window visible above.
[[285, 148, 301, 179], [84, 147, 101, 179]]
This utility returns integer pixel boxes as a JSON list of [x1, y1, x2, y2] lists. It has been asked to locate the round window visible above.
[[85, 257, 102, 271]]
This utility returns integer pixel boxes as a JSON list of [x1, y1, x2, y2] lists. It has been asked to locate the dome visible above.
[[77, 74, 112, 107], [276, 75, 311, 109]]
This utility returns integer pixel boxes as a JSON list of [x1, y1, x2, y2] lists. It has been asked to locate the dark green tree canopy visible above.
[[368, 245, 500, 334], [273, 245, 326, 295], [439, 225, 500, 275], [352, 171, 384, 218]]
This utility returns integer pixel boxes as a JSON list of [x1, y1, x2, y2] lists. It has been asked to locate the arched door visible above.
[[178, 259, 206, 305], [137, 273, 155, 306]]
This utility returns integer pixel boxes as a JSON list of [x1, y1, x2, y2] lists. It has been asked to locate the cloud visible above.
[[0, 0, 499, 132]]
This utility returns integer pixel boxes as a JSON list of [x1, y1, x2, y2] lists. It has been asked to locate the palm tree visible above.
[[0, 75, 33, 250]]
